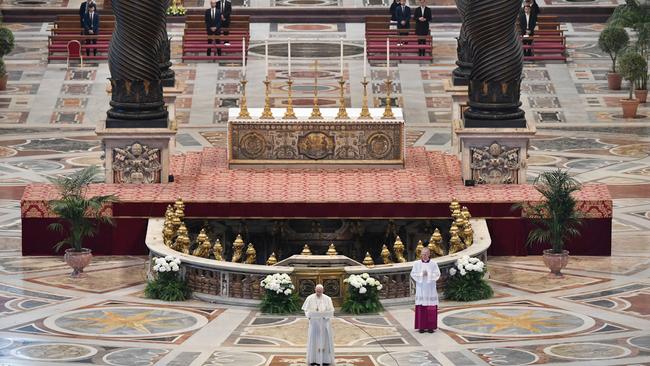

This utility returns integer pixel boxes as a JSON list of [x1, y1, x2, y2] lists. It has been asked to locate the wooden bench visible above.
[[48, 34, 111, 62], [182, 34, 250, 62], [366, 35, 433, 62]]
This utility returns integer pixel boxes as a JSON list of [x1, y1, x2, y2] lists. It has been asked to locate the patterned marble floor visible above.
[[1, 20, 650, 365]]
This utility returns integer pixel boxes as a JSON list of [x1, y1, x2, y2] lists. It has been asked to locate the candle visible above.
[[288, 38, 291, 77], [242, 37, 246, 77], [340, 38, 344, 77], [265, 39, 269, 78], [386, 38, 390, 79], [363, 39, 367, 79]]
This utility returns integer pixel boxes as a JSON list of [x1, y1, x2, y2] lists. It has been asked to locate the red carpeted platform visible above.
[[21, 147, 612, 256]]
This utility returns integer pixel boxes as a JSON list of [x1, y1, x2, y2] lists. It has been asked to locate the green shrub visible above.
[[260, 289, 301, 314], [0, 28, 14, 58], [598, 26, 629, 72], [619, 50, 648, 99], [0, 59, 5, 77]]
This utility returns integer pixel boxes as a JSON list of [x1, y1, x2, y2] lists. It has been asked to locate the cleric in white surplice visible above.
[[302, 284, 336, 366]]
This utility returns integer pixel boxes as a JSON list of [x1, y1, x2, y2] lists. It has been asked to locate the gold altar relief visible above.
[[113, 142, 162, 184], [228, 121, 404, 165], [297, 132, 335, 160]]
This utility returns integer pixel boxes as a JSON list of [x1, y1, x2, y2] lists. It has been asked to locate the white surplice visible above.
[[410, 260, 441, 306], [302, 293, 336, 366]]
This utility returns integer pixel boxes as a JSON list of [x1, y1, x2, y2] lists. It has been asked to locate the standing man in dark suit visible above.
[[395, 0, 411, 34], [519, 4, 536, 56], [389, 0, 399, 22], [204, 0, 222, 56], [216, 0, 232, 37], [79, 0, 95, 28], [83, 4, 99, 56], [414, 0, 431, 56]]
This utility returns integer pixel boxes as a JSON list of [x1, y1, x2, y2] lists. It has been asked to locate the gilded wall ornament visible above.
[[297, 132, 335, 160]]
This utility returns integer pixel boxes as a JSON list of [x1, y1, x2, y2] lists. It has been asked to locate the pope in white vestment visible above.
[[302, 284, 335, 366], [410, 247, 440, 333]]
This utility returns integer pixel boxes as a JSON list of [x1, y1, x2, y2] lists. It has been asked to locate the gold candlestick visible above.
[[283, 78, 297, 119], [237, 79, 251, 119], [310, 60, 323, 119], [260, 77, 274, 119], [382, 79, 395, 119], [358, 76, 372, 119], [336, 77, 349, 119]]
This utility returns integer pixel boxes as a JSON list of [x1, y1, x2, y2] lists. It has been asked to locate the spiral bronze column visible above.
[[106, 0, 169, 128], [463, 0, 526, 128], [452, 0, 472, 86]]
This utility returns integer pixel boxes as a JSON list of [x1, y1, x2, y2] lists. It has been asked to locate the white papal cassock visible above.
[[302, 293, 336, 366]]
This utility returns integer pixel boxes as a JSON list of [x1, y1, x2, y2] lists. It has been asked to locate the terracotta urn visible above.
[[621, 98, 640, 118], [542, 249, 569, 277], [634, 89, 648, 104], [607, 72, 622, 90], [64, 248, 93, 278], [0, 75, 7, 91]]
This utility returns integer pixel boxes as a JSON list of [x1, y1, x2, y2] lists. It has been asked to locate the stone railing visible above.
[[145, 218, 491, 306]]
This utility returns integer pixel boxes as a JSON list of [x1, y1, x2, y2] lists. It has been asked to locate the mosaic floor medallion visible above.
[[203, 351, 266, 366], [11, 343, 98, 361], [44, 306, 208, 338], [543, 342, 631, 360], [376, 350, 441, 365], [439, 306, 594, 338], [472, 347, 539, 366], [103, 347, 169, 366]]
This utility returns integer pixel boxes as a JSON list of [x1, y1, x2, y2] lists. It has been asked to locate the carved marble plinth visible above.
[[96, 122, 175, 184], [453, 119, 535, 185], [228, 108, 404, 168]]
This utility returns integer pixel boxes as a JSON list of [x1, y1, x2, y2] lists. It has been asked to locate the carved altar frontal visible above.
[[228, 108, 404, 168]]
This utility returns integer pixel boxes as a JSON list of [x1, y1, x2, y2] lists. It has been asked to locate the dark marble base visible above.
[[463, 119, 527, 128]]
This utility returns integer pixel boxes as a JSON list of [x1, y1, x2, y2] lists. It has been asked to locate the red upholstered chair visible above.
[[67, 40, 83, 68]]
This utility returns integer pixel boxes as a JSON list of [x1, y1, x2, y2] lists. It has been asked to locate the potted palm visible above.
[[0, 27, 15, 90], [48, 166, 117, 277], [618, 50, 647, 118], [598, 26, 629, 90], [525, 169, 582, 278]]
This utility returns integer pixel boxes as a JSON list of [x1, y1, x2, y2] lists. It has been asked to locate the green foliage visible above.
[[525, 169, 583, 254], [598, 26, 630, 72], [609, 0, 650, 89], [47, 166, 118, 252], [0, 59, 5, 77], [444, 270, 493, 302], [341, 285, 383, 315], [0, 27, 14, 58], [260, 289, 301, 314], [619, 50, 648, 99], [145, 272, 190, 301]]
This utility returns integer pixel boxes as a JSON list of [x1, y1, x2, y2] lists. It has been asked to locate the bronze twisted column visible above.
[[106, 0, 169, 128], [463, 0, 526, 128], [452, 0, 472, 86]]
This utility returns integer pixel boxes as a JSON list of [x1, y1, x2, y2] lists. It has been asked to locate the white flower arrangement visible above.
[[344, 273, 383, 294], [152, 255, 181, 273], [260, 273, 295, 295], [448, 256, 485, 277]]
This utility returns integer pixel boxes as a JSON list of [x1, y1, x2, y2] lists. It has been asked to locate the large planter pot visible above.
[[634, 89, 648, 103], [64, 248, 93, 278], [0, 75, 7, 91], [542, 249, 569, 278], [607, 72, 622, 90], [621, 98, 640, 118]]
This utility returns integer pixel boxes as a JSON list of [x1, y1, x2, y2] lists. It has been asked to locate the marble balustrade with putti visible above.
[[145, 218, 491, 306]]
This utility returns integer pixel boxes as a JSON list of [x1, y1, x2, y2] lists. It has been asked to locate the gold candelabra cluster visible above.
[[358, 199, 474, 267], [237, 62, 394, 120], [162, 199, 258, 265]]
